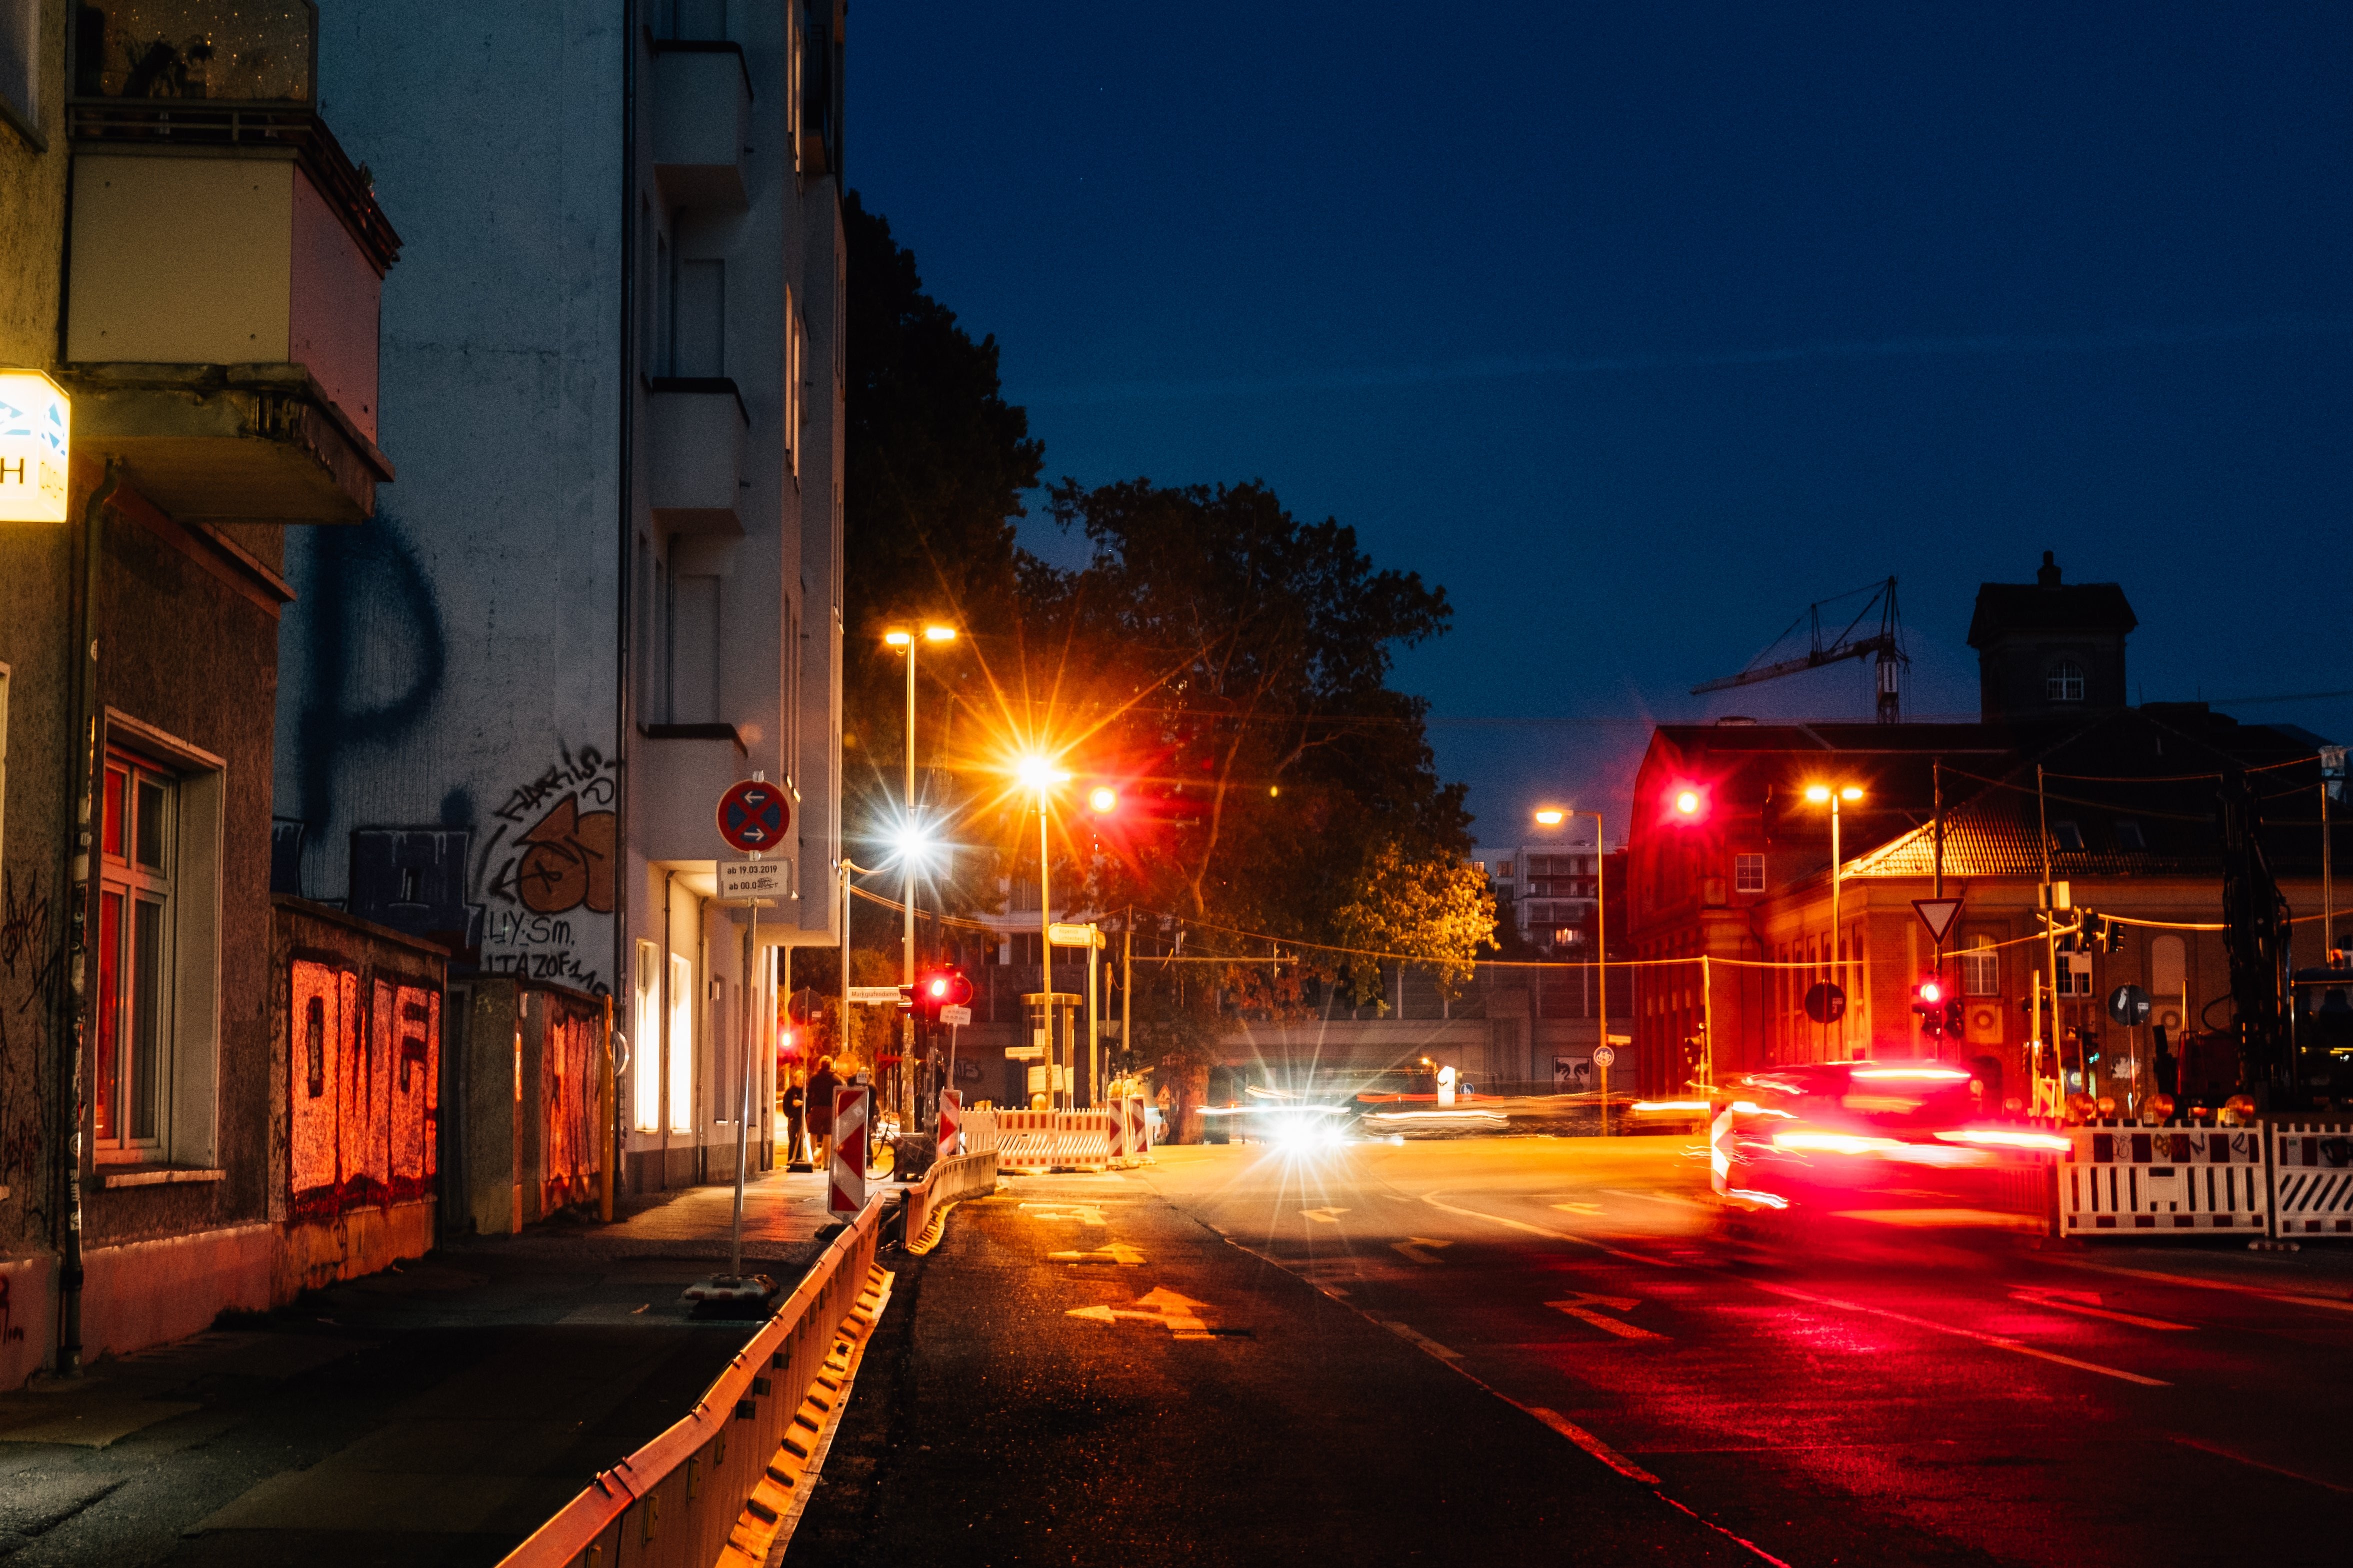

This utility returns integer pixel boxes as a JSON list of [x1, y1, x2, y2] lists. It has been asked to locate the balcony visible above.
[[59, 2, 396, 526], [651, 42, 752, 210], [648, 378, 748, 534]]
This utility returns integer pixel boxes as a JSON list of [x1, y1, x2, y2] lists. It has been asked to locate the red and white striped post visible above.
[[829, 1085, 870, 1219], [937, 1089, 963, 1158]]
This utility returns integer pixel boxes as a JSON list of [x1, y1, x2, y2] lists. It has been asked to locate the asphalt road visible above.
[[806, 1135, 2353, 1568]]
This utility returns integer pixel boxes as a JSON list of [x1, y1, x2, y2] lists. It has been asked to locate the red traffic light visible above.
[[1918, 979, 1943, 1005], [913, 966, 974, 1022]]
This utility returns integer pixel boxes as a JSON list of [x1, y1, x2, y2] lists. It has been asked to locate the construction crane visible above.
[[1690, 577, 1908, 723]]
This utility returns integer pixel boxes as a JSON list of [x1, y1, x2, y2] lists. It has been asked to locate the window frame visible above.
[[1960, 935, 1998, 997], [1733, 852, 1765, 894], [2046, 659, 2086, 703]]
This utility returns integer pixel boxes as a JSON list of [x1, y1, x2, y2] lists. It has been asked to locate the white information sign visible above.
[[0, 370, 69, 524], [718, 858, 788, 900], [940, 1004, 972, 1026]]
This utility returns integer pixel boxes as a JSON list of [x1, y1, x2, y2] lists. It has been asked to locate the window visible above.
[[2046, 660, 2085, 702], [668, 952, 695, 1133], [634, 940, 660, 1131], [672, 258, 724, 378], [1, 0, 34, 142], [670, 572, 720, 723], [1961, 936, 1998, 996], [1496, 859, 1514, 878], [1472, 859, 1487, 874], [1734, 853, 1765, 894], [94, 755, 176, 1154], [2113, 818, 2145, 851], [2051, 819, 2084, 853]]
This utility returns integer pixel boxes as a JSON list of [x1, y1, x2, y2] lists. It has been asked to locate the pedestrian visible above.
[[807, 1055, 839, 1171], [781, 1069, 808, 1167]]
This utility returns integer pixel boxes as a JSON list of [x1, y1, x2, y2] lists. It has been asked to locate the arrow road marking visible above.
[[1391, 1237, 1454, 1266], [2010, 1287, 2194, 1332], [1020, 1203, 1108, 1226], [1048, 1241, 1146, 1265], [1547, 1294, 1668, 1340], [1065, 1285, 1217, 1335], [1300, 1207, 1349, 1224]]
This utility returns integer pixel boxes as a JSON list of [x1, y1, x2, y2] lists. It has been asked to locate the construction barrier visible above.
[[1108, 1094, 1152, 1168], [996, 1110, 1060, 1173], [1056, 1111, 1115, 1172], [902, 1109, 1000, 1256], [2268, 1120, 2353, 1237], [994, 1108, 1120, 1173], [2062, 1122, 2271, 1235], [496, 1199, 888, 1568]]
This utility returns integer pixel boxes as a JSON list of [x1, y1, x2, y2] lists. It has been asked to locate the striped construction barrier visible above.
[[1116, 1095, 1152, 1167], [1056, 1111, 1116, 1172], [996, 1110, 1060, 1174], [2062, 1122, 2270, 1234], [2268, 1121, 2353, 1237]]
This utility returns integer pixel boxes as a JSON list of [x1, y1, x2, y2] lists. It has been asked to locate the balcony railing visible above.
[[650, 40, 751, 210]]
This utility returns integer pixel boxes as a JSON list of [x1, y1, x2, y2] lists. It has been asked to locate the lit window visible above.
[[1734, 853, 1765, 894], [634, 940, 661, 1131], [95, 754, 176, 1156], [669, 953, 696, 1133], [2046, 660, 2085, 702], [1472, 860, 1486, 874], [1496, 859, 1514, 878], [2052, 820, 2084, 852], [1962, 936, 1998, 997]]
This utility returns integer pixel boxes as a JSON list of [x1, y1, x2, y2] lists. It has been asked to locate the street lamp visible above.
[[1534, 805, 1608, 1117], [884, 623, 960, 1112], [1803, 783, 1864, 1054]]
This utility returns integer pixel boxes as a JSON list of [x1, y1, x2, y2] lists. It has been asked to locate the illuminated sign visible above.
[[0, 369, 69, 523]]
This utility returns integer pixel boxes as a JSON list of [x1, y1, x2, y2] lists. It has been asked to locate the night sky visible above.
[[854, 2, 2353, 845]]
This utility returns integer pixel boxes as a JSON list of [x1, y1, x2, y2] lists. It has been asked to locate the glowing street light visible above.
[[882, 622, 964, 1114], [1088, 785, 1118, 815], [1534, 808, 1566, 827]]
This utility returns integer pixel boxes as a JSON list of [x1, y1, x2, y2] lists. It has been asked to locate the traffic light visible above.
[[1912, 976, 1950, 1039], [1944, 997, 1964, 1038], [912, 966, 974, 1024]]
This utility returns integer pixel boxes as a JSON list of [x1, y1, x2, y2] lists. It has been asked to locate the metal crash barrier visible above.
[[496, 1200, 888, 1568], [904, 1109, 998, 1254]]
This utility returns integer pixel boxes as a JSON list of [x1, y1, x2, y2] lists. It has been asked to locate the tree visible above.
[[1331, 841, 1499, 1005]]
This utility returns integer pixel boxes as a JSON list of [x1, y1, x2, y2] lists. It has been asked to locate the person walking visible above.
[[780, 1069, 808, 1168], [806, 1055, 839, 1173]]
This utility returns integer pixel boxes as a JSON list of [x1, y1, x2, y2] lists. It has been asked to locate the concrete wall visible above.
[[278, 3, 627, 998]]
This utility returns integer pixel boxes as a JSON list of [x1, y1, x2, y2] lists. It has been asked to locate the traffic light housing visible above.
[[912, 966, 974, 1024], [1912, 976, 1952, 1039]]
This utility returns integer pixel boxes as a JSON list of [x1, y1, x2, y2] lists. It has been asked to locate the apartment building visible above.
[[1472, 838, 1603, 952], [272, 2, 848, 1194], [2, 0, 410, 1384]]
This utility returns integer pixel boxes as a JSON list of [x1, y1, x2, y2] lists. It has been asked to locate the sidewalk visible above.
[[0, 1169, 843, 1567]]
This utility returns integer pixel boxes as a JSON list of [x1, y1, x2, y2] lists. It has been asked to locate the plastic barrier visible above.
[[2268, 1120, 2353, 1237], [902, 1120, 1001, 1256], [996, 1110, 1060, 1174], [2061, 1122, 2270, 1235], [1109, 1095, 1152, 1168], [1056, 1111, 1115, 1172], [497, 1199, 886, 1568]]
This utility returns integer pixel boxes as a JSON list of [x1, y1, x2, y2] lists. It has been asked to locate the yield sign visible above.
[[1912, 898, 1963, 944]]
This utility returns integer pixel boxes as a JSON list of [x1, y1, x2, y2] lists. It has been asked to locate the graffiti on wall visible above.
[[542, 992, 604, 1212], [476, 744, 618, 993], [0, 867, 59, 1206], [289, 956, 440, 1220]]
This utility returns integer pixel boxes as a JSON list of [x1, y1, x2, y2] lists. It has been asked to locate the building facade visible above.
[[3, 0, 406, 1385], [1625, 556, 2342, 1105], [272, 2, 848, 1195]]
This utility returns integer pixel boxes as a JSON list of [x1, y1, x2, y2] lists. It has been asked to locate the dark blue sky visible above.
[[854, 2, 2353, 844]]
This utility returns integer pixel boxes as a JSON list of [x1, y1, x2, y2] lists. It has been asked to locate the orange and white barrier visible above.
[[2269, 1120, 2353, 1237], [829, 1085, 870, 1219], [1056, 1111, 1115, 1172], [996, 1110, 1060, 1173], [1106, 1094, 1152, 1167], [993, 1108, 1122, 1172], [937, 1090, 963, 1158], [2062, 1122, 2269, 1235]]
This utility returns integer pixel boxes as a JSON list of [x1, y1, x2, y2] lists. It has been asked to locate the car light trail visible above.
[[1935, 1127, 2072, 1152]]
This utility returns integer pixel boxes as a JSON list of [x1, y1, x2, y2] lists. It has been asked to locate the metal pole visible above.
[[902, 644, 916, 1120], [840, 859, 852, 1071], [731, 893, 754, 1279], [1122, 910, 1134, 1096], [1830, 793, 1842, 1059], [599, 995, 615, 1222], [2324, 773, 2334, 965], [1040, 797, 1054, 1108], [1701, 953, 1714, 1090], [1087, 932, 1100, 1108], [1591, 809, 1609, 1129], [2039, 765, 2060, 1100]]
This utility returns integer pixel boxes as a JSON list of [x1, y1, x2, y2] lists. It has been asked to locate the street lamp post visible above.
[[1804, 783, 1864, 1057], [1017, 755, 1069, 1107], [884, 625, 956, 1118], [1535, 806, 1607, 1126]]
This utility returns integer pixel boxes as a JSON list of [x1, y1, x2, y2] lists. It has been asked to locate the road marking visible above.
[[1047, 1242, 1146, 1265], [2010, 1287, 2194, 1332], [1300, 1207, 1349, 1224], [1524, 1407, 1660, 1483], [1748, 1280, 2170, 1387], [1380, 1321, 1462, 1359], [1390, 1236, 1454, 1266], [1065, 1285, 1215, 1335], [2170, 1435, 2353, 1494], [2054, 1260, 2353, 1317], [1020, 1202, 1108, 1225], [1547, 1293, 1668, 1341], [1425, 1190, 2170, 1386]]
